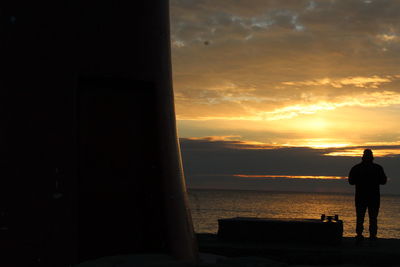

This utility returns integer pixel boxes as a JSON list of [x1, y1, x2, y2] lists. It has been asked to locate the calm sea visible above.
[[188, 189, 400, 238]]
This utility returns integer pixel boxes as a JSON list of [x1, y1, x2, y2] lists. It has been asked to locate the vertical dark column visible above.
[[154, 2, 199, 261], [1, 2, 78, 266], [1, 1, 197, 266]]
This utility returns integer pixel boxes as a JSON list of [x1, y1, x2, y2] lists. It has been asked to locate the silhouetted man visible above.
[[349, 149, 387, 243]]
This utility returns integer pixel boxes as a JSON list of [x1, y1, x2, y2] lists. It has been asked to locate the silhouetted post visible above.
[[1, 1, 197, 266]]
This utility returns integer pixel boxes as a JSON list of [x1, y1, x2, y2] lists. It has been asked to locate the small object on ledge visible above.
[[321, 214, 340, 222]]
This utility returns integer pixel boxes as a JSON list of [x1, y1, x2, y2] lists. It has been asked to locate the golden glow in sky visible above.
[[171, 0, 400, 156]]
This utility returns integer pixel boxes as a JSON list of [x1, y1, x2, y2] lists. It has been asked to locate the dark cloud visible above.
[[180, 138, 400, 194]]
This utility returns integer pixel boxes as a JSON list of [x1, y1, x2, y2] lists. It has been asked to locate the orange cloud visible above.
[[259, 91, 400, 120], [324, 148, 400, 157], [282, 75, 392, 89]]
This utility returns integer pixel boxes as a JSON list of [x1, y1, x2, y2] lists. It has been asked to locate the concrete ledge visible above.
[[218, 217, 343, 244]]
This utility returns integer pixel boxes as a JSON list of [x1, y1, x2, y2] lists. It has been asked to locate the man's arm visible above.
[[348, 166, 356, 185], [379, 165, 387, 185]]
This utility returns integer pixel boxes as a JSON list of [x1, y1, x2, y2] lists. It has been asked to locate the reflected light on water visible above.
[[325, 148, 400, 157], [234, 174, 347, 180]]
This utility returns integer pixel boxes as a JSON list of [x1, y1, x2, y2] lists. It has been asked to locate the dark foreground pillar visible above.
[[1, 1, 197, 266]]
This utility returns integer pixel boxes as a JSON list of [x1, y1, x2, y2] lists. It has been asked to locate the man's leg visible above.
[[356, 202, 367, 237], [368, 201, 380, 239]]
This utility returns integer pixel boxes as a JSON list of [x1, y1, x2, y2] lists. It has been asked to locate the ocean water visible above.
[[188, 189, 400, 238]]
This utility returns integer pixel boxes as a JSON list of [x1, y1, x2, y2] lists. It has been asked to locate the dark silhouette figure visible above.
[[349, 149, 387, 242]]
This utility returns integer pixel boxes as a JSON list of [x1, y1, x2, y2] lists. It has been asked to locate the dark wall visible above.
[[1, 1, 196, 266]]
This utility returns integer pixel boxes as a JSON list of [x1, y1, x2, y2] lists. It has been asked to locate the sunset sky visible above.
[[170, 0, 400, 193]]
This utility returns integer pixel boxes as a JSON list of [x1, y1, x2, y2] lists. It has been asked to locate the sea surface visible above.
[[188, 189, 400, 238]]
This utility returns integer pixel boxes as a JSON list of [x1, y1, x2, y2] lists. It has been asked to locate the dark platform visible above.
[[198, 233, 400, 266], [218, 217, 343, 244]]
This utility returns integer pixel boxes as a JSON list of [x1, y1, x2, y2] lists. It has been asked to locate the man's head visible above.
[[362, 149, 374, 162]]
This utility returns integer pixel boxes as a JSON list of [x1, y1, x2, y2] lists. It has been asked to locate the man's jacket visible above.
[[349, 161, 387, 201]]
